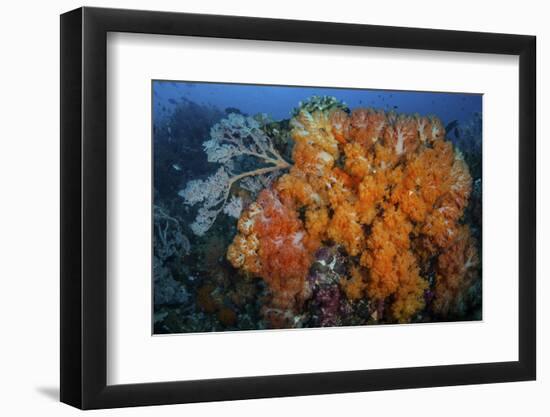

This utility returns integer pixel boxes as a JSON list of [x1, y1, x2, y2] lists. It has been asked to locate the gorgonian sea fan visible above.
[[179, 113, 290, 236]]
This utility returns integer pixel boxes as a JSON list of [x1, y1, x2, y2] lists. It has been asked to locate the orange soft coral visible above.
[[340, 266, 369, 301], [420, 149, 472, 252], [355, 170, 390, 225], [275, 171, 319, 207], [228, 100, 477, 325], [327, 202, 365, 256], [226, 201, 262, 274], [330, 109, 351, 144], [348, 108, 386, 149], [343, 142, 373, 179], [304, 207, 329, 252], [290, 108, 340, 158], [433, 225, 479, 317], [227, 189, 312, 326], [362, 208, 418, 289], [384, 114, 420, 157], [291, 141, 335, 177], [361, 207, 427, 323], [390, 140, 455, 223]]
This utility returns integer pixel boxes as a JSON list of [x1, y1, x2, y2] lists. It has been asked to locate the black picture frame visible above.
[[60, 6, 536, 410]]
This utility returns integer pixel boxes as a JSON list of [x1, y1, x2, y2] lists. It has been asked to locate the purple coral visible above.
[[305, 246, 351, 327], [315, 286, 342, 327]]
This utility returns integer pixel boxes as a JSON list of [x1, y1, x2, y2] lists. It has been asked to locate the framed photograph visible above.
[[60, 6, 536, 409]]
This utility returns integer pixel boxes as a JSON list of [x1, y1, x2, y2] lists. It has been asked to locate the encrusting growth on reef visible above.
[[225, 96, 479, 327]]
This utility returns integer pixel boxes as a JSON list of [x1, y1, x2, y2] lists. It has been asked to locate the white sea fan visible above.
[[240, 173, 277, 194], [190, 205, 221, 236], [178, 167, 230, 206], [223, 196, 243, 219], [204, 113, 272, 163], [179, 168, 232, 236], [178, 114, 290, 236]]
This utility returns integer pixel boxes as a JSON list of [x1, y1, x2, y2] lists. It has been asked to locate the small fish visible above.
[[172, 163, 182, 171], [393, 105, 398, 109], [168, 98, 177, 105], [445, 120, 459, 134]]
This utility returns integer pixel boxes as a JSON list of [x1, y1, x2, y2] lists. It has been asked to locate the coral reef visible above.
[[152, 91, 482, 334], [227, 96, 480, 326]]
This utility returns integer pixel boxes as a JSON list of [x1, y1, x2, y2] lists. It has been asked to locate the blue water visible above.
[[153, 80, 482, 126]]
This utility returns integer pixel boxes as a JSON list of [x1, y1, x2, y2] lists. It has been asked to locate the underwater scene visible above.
[[152, 81, 482, 334]]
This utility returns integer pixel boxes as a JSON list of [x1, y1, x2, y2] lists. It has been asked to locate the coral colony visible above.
[[154, 92, 482, 333]]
